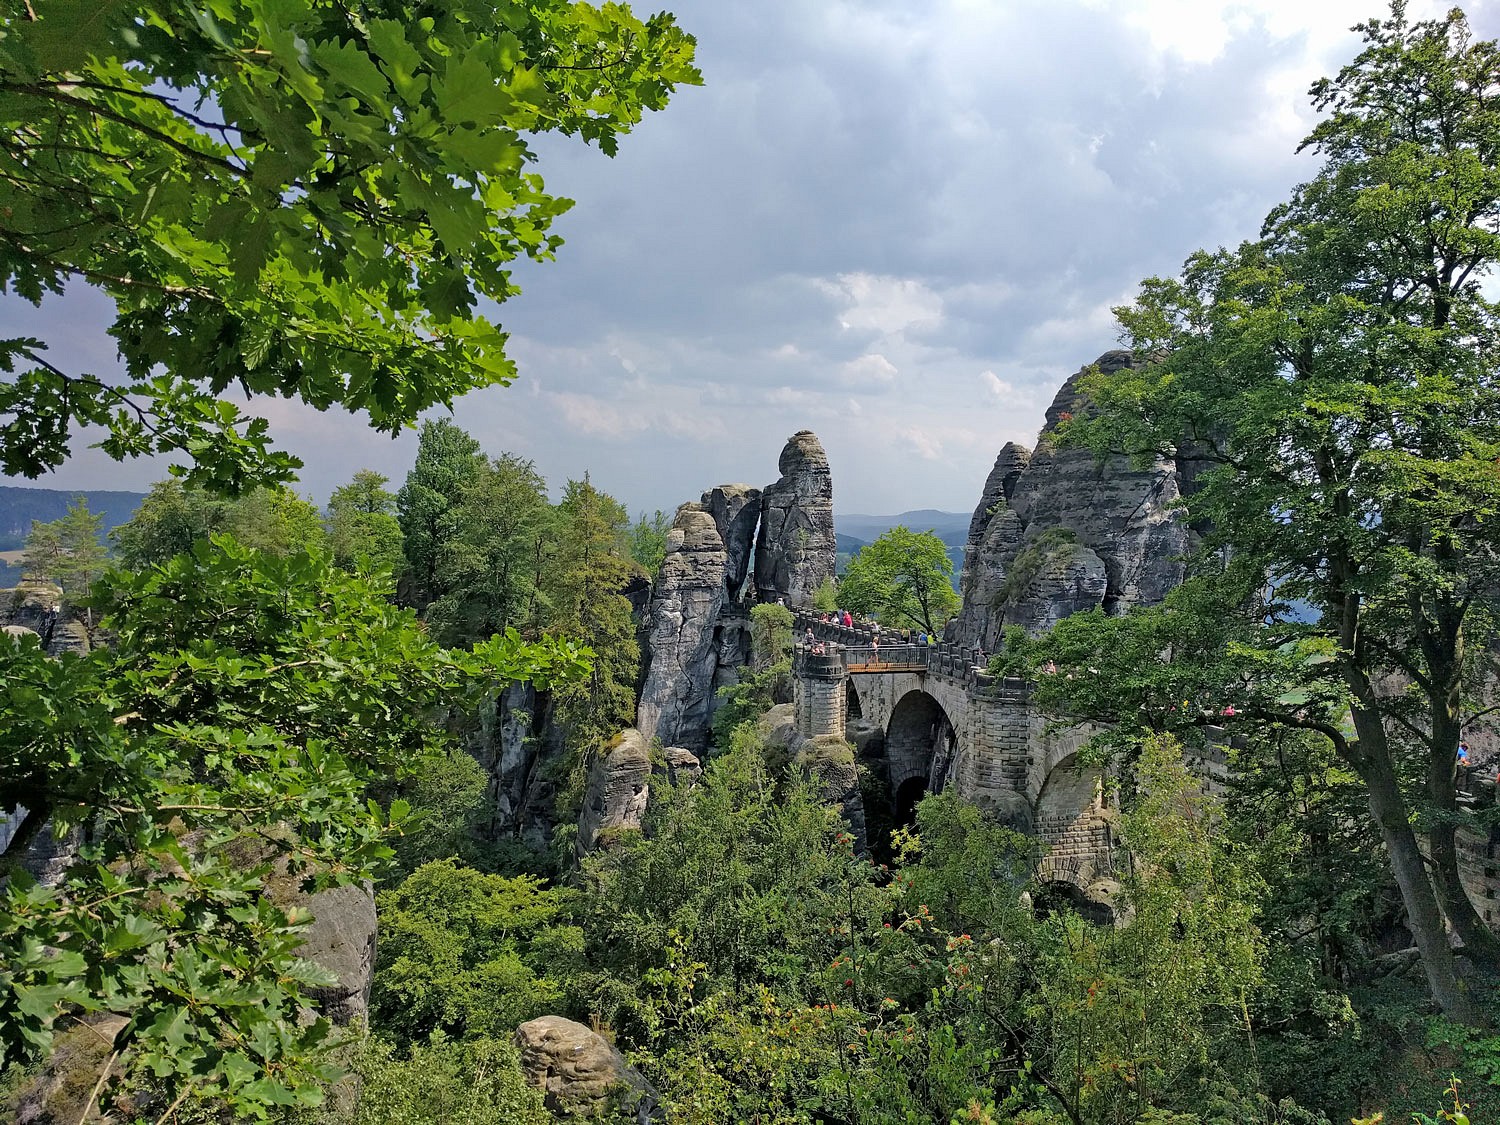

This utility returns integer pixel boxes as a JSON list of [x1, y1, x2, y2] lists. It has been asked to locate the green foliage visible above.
[[628, 508, 673, 575], [543, 477, 642, 754], [396, 419, 485, 612], [837, 524, 960, 634], [750, 602, 794, 667], [812, 575, 839, 613], [0, 0, 699, 490], [1033, 736, 1265, 1125], [379, 748, 492, 878], [296, 1032, 548, 1125], [569, 722, 1277, 1125], [19, 494, 107, 611], [580, 722, 878, 1039], [1057, 3, 1500, 1017], [112, 479, 326, 568], [370, 859, 582, 1046], [0, 536, 590, 1117], [325, 470, 403, 577], [711, 603, 794, 744], [425, 452, 551, 645]]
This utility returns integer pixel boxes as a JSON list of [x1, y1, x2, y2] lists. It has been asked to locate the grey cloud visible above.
[[8, 0, 1500, 514]]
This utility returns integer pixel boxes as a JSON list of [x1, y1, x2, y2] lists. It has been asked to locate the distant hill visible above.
[[836, 509, 971, 547], [0, 485, 148, 583], [833, 512, 970, 588]]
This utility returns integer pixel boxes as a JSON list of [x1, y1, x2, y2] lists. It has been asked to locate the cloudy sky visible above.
[[4, 0, 1493, 517]]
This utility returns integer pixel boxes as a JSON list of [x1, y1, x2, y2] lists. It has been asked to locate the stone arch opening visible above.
[[1033, 880, 1116, 926], [845, 680, 863, 721], [894, 775, 927, 828], [1034, 752, 1112, 899], [885, 690, 953, 826]]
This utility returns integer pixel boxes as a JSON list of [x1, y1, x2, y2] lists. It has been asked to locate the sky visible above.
[[3, 0, 1493, 517]]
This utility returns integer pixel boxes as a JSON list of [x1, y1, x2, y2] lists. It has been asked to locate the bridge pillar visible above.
[[797, 652, 847, 740], [948, 678, 1032, 806]]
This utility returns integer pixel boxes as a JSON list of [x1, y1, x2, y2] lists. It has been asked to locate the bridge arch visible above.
[[846, 679, 863, 722], [886, 690, 955, 825], [1034, 752, 1115, 916]]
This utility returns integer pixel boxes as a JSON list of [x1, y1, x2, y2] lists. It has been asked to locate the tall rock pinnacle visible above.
[[754, 430, 836, 608]]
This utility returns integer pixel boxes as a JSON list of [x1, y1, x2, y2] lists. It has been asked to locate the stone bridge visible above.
[[791, 612, 1118, 898], [792, 612, 1500, 925]]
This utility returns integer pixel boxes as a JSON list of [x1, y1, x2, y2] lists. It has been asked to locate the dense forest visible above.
[[4, 1, 1500, 1124]]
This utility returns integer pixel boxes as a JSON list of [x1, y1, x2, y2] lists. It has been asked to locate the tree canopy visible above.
[[0, 0, 699, 491], [837, 525, 959, 634], [1024, 3, 1500, 1024]]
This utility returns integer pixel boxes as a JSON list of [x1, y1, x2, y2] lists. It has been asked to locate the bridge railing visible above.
[[842, 644, 929, 670], [792, 610, 1004, 692]]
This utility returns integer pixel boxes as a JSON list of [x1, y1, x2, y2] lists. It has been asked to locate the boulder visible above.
[[636, 506, 727, 753], [295, 883, 378, 1026], [754, 431, 836, 609], [577, 729, 653, 855], [660, 746, 703, 787], [515, 1015, 661, 1121], [797, 734, 867, 854]]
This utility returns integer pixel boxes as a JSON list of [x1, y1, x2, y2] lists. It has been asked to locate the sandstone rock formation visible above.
[[0, 580, 86, 657], [754, 431, 835, 608], [955, 351, 1190, 649], [295, 883, 378, 1026], [700, 484, 761, 603], [796, 734, 867, 852], [577, 728, 653, 855], [516, 1015, 661, 1121], [468, 681, 568, 849], [636, 506, 728, 753], [660, 745, 703, 787], [962, 442, 1031, 580]]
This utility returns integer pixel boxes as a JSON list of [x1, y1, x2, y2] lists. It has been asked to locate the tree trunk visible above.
[[1354, 708, 1478, 1024], [1426, 713, 1500, 963]]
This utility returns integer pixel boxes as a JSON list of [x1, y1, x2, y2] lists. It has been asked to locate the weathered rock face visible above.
[[797, 734, 867, 853], [660, 745, 703, 788], [516, 1015, 661, 1121], [636, 506, 728, 753], [955, 352, 1191, 649], [467, 682, 567, 849], [577, 728, 652, 855], [754, 431, 836, 609], [700, 484, 761, 603], [962, 442, 1031, 581], [296, 883, 378, 1026], [0, 581, 87, 657]]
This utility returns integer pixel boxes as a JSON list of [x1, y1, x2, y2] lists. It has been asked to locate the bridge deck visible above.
[[846, 661, 928, 674]]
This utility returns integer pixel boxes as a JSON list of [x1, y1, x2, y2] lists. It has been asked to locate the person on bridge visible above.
[[841, 609, 852, 628], [805, 627, 815, 648]]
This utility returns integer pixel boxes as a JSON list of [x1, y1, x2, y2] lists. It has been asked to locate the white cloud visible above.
[[838, 352, 899, 387], [814, 273, 944, 335], [548, 391, 717, 442], [899, 427, 944, 461], [980, 370, 1012, 402]]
